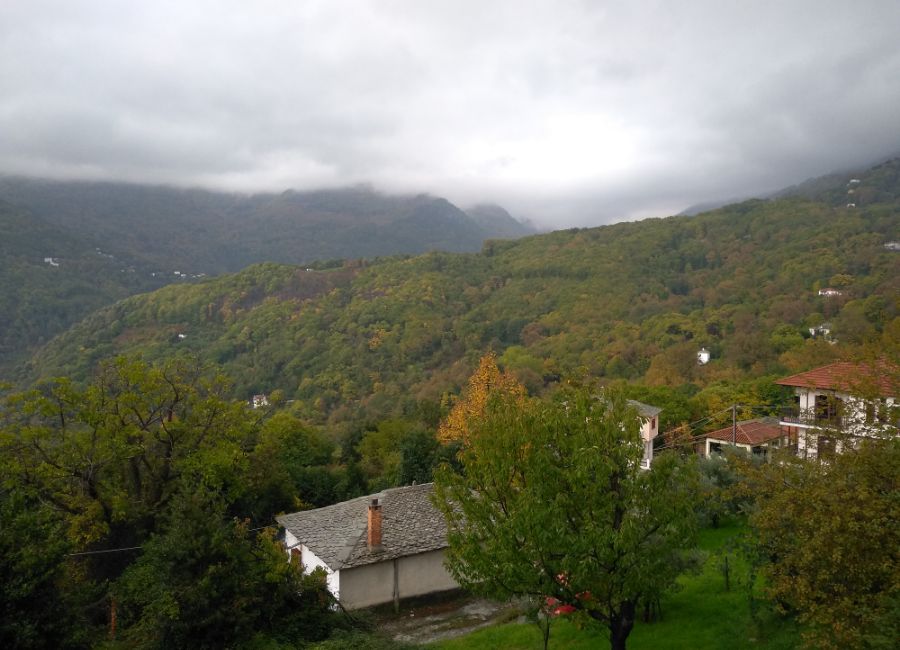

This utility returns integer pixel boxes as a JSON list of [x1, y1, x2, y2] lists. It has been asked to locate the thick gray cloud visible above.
[[1, 0, 899, 227]]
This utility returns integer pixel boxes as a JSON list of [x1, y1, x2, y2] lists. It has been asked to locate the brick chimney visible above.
[[367, 497, 382, 548]]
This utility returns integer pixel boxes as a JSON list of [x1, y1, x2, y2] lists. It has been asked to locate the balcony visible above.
[[779, 407, 843, 429]]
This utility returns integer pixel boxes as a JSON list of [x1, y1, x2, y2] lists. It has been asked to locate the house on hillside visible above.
[[703, 417, 785, 458], [276, 483, 457, 610], [817, 287, 843, 297], [777, 362, 897, 459], [697, 348, 711, 365], [629, 400, 662, 469]]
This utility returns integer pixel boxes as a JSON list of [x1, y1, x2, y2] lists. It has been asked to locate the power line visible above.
[[66, 546, 142, 557], [65, 524, 277, 557]]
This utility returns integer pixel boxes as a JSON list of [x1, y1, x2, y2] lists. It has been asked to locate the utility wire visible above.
[[65, 524, 277, 557], [66, 546, 143, 557]]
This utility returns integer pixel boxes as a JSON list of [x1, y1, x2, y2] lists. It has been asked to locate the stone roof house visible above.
[[276, 483, 457, 609]]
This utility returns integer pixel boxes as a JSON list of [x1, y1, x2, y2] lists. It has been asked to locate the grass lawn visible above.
[[431, 520, 801, 649]]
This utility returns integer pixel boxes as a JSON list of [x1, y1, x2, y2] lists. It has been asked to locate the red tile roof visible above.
[[776, 361, 898, 397], [705, 418, 783, 446]]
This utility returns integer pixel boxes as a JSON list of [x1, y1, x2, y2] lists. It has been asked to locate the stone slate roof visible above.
[[628, 399, 662, 418], [276, 483, 448, 571]]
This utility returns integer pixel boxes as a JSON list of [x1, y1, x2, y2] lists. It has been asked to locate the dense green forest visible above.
[[19, 160, 899, 434], [0, 179, 531, 374], [0, 200, 165, 373]]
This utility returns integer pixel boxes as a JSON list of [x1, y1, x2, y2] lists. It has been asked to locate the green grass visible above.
[[431, 520, 801, 649]]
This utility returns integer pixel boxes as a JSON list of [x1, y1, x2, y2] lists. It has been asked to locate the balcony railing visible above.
[[779, 407, 843, 429]]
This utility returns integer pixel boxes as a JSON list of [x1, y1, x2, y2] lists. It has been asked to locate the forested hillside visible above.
[[21, 160, 900, 431], [0, 200, 165, 372], [0, 178, 531, 374]]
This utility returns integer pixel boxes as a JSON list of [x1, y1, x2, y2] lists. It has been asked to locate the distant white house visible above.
[[250, 394, 269, 409], [697, 348, 711, 365], [277, 484, 457, 610], [885, 241, 900, 252], [777, 362, 897, 459], [43, 257, 60, 267], [817, 287, 842, 297], [628, 400, 662, 469], [808, 323, 832, 340], [848, 178, 861, 185]]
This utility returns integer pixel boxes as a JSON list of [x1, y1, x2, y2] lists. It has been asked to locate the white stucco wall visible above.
[[284, 530, 340, 598], [638, 416, 659, 467], [791, 388, 896, 459]]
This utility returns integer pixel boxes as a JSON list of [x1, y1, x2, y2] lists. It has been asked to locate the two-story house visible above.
[[777, 361, 897, 459]]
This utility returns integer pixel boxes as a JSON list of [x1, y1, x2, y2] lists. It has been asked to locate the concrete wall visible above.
[[339, 549, 458, 609]]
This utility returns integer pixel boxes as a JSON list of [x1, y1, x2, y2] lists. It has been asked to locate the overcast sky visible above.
[[2, 1, 899, 227]]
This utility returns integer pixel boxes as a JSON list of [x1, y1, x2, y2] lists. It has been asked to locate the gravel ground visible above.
[[375, 592, 525, 644]]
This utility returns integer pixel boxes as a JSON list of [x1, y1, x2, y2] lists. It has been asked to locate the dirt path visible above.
[[375, 592, 524, 644]]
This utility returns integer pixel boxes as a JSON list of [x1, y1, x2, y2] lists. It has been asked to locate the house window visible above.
[[709, 442, 722, 455], [651, 417, 656, 429], [815, 394, 842, 424], [817, 435, 836, 459]]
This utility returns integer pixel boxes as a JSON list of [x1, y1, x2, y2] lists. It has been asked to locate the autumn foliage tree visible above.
[[437, 352, 525, 444]]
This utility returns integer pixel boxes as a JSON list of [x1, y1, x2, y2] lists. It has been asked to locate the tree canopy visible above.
[[0, 356, 342, 647], [746, 438, 900, 649], [433, 385, 699, 650]]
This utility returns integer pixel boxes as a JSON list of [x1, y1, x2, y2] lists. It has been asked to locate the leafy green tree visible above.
[[433, 385, 699, 650], [1, 356, 344, 646], [397, 429, 441, 485], [0, 488, 96, 649], [115, 484, 336, 649], [1, 356, 254, 552], [747, 438, 900, 649]]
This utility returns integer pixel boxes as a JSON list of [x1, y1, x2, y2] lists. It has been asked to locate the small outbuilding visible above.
[[703, 417, 785, 458]]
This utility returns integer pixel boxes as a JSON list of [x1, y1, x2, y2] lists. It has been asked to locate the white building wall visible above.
[[283, 530, 340, 598], [639, 416, 659, 468], [791, 388, 896, 459]]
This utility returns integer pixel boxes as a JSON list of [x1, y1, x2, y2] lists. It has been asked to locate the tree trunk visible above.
[[609, 601, 636, 650]]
